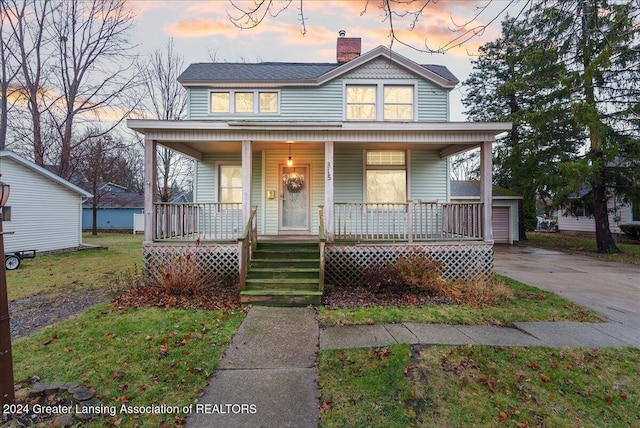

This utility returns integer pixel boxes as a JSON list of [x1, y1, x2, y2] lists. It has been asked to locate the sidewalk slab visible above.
[[385, 324, 420, 344], [320, 325, 396, 349], [515, 322, 628, 348], [403, 323, 473, 345], [219, 306, 318, 369], [457, 326, 543, 347], [590, 323, 640, 347], [187, 368, 318, 428]]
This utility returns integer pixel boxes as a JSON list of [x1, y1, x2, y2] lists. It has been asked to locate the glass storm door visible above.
[[280, 165, 310, 232]]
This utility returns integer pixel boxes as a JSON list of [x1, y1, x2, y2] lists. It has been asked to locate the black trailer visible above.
[[5, 250, 36, 270]]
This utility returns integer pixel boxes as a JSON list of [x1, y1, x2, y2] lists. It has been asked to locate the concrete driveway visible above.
[[494, 245, 640, 330]]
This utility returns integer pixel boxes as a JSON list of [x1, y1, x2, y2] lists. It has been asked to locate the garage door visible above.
[[492, 206, 511, 244]]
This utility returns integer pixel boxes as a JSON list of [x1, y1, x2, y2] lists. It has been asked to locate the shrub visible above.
[[620, 223, 640, 241], [149, 252, 214, 296], [395, 252, 444, 294]]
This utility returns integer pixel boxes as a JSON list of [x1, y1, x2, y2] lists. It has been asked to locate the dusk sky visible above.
[[127, 0, 520, 120]]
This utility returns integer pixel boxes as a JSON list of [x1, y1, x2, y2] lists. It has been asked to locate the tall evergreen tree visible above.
[[463, 17, 583, 239], [530, 0, 640, 253]]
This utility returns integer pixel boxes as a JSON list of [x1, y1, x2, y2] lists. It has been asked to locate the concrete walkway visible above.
[[187, 246, 640, 427], [186, 307, 319, 428], [494, 245, 640, 329], [320, 320, 639, 350]]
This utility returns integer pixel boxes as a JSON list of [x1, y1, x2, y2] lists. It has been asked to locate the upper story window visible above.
[[345, 83, 415, 121], [346, 85, 376, 120], [384, 86, 413, 120], [210, 90, 279, 114]]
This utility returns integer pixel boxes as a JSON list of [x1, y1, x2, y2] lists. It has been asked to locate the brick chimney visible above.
[[336, 30, 361, 63]]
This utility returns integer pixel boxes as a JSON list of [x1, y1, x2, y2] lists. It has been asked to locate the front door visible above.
[[279, 165, 310, 233]]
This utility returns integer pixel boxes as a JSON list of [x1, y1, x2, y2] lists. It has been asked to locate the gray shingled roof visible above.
[[179, 62, 341, 82], [178, 62, 457, 84], [451, 181, 521, 198]]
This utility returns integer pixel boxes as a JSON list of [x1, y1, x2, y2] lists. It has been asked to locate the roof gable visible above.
[[178, 45, 457, 89], [0, 151, 92, 198]]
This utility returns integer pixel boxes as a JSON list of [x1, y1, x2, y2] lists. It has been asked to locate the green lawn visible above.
[[7, 233, 143, 301], [521, 232, 640, 264], [13, 304, 244, 427], [319, 344, 640, 427], [317, 275, 603, 327]]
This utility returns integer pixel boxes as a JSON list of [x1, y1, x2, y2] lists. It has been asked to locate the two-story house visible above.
[[128, 33, 511, 305]]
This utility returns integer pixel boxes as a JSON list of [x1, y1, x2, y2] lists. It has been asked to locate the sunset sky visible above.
[[127, 0, 520, 120]]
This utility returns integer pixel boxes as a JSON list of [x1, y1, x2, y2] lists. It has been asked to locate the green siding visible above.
[[493, 199, 520, 242], [417, 81, 449, 121], [409, 150, 449, 202], [187, 79, 449, 121], [334, 149, 363, 203]]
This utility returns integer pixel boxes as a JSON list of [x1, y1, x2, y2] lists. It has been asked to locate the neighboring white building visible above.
[[0, 151, 92, 254], [557, 187, 639, 235]]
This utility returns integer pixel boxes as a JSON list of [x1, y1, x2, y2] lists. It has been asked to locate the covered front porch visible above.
[[129, 119, 510, 298]]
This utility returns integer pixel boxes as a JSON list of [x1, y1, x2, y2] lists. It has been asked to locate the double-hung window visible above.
[[365, 151, 407, 204], [346, 85, 376, 120], [218, 165, 242, 204], [345, 84, 415, 121]]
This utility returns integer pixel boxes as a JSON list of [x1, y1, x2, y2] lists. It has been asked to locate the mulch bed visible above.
[[322, 284, 451, 309], [112, 285, 243, 311]]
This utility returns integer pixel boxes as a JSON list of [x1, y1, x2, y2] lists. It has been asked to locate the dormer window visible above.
[[210, 90, 279, 114], [345, 83, 415, 121]]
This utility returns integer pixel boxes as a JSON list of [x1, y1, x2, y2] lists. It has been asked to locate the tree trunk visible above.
[[92, 201, 98, 236], [592, 151, 618, 253]]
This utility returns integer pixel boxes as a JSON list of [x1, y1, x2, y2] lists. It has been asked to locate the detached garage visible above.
[[450, 180, 522, 244], [0, 151, 92, 254]]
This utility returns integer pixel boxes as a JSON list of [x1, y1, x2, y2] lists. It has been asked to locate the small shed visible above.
[[450, 180, 522, 244], [0, 151, 92, 253]]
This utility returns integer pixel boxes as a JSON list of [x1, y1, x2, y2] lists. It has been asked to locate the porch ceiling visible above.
[[128, 119, 511, 159]]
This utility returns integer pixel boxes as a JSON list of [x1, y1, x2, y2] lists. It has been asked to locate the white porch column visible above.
[[242, 140, 252, 229], [324, 141, 334, 241], [480, 140, 493, 241], [144, 138, 157, 242]]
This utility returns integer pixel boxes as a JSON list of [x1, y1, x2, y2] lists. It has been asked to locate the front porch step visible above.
[[243, 241, 322, 306], [245, 278, 320, 290], [247, 267, 320, 280], [250, 259, 320, 269], [240, 289, 323, 307], [252, 249, 319, 259]]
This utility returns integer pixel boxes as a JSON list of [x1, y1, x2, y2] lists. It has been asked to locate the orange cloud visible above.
[[165, 18, 235, 38]]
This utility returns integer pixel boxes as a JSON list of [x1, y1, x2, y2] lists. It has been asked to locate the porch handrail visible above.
[[238, 206, 258, 291], [153, 202, 242, 241], [318, 205, 326, 291], [334, 201, 484, 242]]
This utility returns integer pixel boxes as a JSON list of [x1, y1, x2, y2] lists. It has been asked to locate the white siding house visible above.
[[0, 151, 92, 254]]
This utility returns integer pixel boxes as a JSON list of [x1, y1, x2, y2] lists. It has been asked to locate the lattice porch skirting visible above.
[[144, 243, 239, 285], [325, 242, 493, 286]]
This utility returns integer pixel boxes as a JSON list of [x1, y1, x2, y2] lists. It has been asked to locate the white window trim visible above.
[[344, 80, 418, 122], [208, 89, 280, 115]]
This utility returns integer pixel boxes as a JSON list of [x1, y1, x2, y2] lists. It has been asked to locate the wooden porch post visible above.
[[324, 141, 334, 241], [480, 140, 493, 241], [144, 138, 157, 242], [242, 140, 252, 229]]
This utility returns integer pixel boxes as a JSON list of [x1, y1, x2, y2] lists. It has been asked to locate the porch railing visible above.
[[334, 202, 484, 242], [238, 206, 258, 290], [154, 202, 242, 241]]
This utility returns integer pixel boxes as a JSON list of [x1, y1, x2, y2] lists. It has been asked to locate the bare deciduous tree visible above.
[[136, 37, 192, 202], [2, 0, 55, 163], [51, 0, 138, 180], [227, 0, 530, 54]]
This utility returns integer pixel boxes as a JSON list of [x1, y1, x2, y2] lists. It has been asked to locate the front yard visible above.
[[5, 233, 638, 427]]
